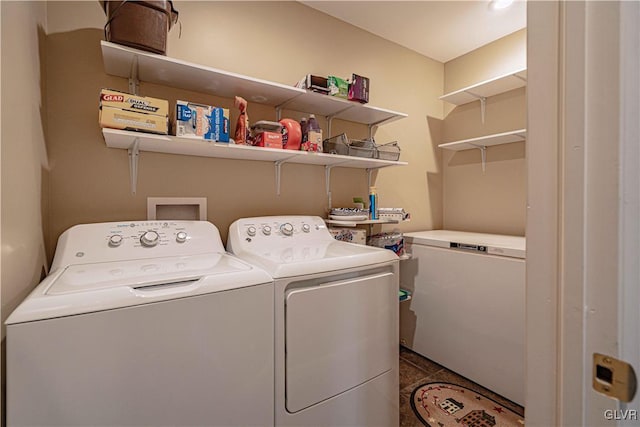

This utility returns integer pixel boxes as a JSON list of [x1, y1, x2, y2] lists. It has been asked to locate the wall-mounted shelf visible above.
[[439, 68, 527, 123], [438, 129, 526, 172], [324, 218, 399, 227], [101, 41, 408, 196], [438, 129, 527, 151], [102, 128, 407, 194], [440, 68, 527, 106], [101, 41, 407, 127]]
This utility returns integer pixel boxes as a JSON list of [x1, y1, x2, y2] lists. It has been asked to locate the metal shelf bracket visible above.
[[128, 137, 140, 194], [275, 160, 286, 196], [470, 144, 488, 173], [129, 55, 139, 95], [479, 96, 487, 124]]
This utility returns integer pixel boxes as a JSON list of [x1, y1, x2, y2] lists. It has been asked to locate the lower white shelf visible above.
[[324, 218, 399, 227], [102, 128, 407, 194], [438, 129, 526, 151], [103, 128, 407, 168]]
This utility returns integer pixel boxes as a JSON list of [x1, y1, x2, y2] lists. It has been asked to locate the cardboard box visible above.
[[99, 89, 169, 134], [100, 106, 169, 134], [348, 74, 370, 104], [175, 100, 230, 142], [329, 228, 367, 245], [328, 76, 348, 99], [254, 131, 283, 149], [100, 89, 169, 116], [295, 74, 330, 94]]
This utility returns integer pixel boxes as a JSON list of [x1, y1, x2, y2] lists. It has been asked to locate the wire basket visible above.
[[349, 138, 376, 158], [323, 133, 350, 156], [376, 141, 401, 161]]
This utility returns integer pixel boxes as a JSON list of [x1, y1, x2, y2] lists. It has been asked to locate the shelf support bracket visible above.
[[275, 106, 282, 121], [275, 160, 285, 196], [325, 165, 333, 209], [368, 124, 378, 140], [479, 96, 487, 124], [470, 144, 487, 173], [326, 116, 333, 138], [129, 55, 140, 95], [128, 138, 140, 194], [367, 168, 377, 188]]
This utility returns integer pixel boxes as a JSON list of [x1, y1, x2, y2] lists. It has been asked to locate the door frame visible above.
[[527, 1, 640, 425]]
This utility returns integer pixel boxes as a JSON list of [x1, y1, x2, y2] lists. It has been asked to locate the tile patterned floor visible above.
[[399, 346, 525, 426]]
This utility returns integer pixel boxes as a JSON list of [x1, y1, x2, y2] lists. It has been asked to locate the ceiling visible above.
[[300, 1, 526, 63]]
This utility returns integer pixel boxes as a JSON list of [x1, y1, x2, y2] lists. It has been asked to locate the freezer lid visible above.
[[404, 230, 525, 259]]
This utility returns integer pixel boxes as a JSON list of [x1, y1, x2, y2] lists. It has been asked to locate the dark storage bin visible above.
[[102, 1, 178, 55]]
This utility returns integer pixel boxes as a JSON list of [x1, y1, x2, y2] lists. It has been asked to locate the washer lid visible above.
[[46, 253, 240, 295], [233, 240, 397, 278], [6, 253, 273, 324], [404, 230, 526, 259]]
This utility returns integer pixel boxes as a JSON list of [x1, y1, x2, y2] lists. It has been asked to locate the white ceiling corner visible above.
[[300, 1, 526, 63]]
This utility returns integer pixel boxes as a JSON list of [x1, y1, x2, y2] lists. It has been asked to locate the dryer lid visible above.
[[235, 240, 397, 278]]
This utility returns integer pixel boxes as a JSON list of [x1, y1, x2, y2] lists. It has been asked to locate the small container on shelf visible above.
[[349, 139, 376, 158], [376, 141, 401, 161], [367, 231, 405, 257], [323, 133, 350, 155]]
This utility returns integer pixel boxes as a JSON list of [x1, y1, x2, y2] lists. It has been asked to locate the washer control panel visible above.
[[51, 221, 225, 269], [104, 221, 194, 249]]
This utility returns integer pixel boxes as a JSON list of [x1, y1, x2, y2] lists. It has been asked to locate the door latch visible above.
[[593, 353, 637, 402]]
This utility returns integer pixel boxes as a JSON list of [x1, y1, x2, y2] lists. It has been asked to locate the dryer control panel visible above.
[[51, 221, 225, 270], [228, 216, 332, 246]]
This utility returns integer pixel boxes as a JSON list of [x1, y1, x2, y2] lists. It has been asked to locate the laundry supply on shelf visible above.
[[251, 121, 283, 148], [175, 100, 229, 142], [99, 88, 169, 135], [234, 96, 251, 145], [301, 114, 322, 152]]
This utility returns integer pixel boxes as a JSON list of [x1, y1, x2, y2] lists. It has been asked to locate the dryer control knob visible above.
[[108, 234, 123, 247], [280, 223, 294, 236], [302, 224, 311, 233], [140, 230, 160, 247], [247, 226, 257, 237], [176, 231, 188, 243], [262, 226, 272, 236]]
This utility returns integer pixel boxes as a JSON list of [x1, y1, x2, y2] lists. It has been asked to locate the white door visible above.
[[527, 1, 640, 425]]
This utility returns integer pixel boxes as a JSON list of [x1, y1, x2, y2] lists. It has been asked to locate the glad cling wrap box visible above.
[[99, 89, 169, 134], [175, 100, 230, 142]]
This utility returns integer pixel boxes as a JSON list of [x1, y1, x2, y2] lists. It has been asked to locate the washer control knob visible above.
[[108, 234, 123, 247], [247, 226, 257, 237], [280, 223, 294, 236], [140, 230, 160, 247], [262, 226, 272, 236], [176, 231, 188, 243], [302, 224, 311, 233]]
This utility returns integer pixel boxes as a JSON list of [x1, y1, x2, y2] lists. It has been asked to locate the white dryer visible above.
[[227, 215, 399, 427], [6, 220, 274, 427]]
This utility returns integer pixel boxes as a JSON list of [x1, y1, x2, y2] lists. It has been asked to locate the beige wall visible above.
[[0, 1, 49, 337], [44, 1, 444, 252], [441, 30, 527, 236]]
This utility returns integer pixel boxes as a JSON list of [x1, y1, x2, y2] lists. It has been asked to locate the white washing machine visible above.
[[227, 215, 400, 427], [399, 230, 525, 405], [6, 220, 274, 427]]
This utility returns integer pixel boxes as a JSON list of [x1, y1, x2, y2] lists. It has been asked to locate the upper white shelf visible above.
[[101, 41, 407, 126], [103, 128, 408, 169], [438, 129, 527, 151], [440, 68, 527, 106]]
